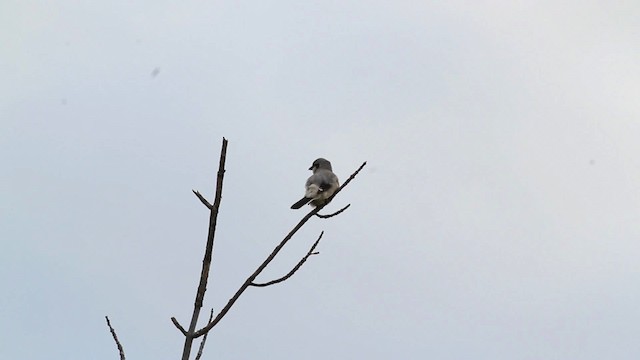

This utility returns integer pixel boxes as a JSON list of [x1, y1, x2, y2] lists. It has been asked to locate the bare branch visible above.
[[317, 204, 350, 219], [192, 190, 213, 209], [192, 161, 367, 339], [105, 316, 126, 360], [194, 309, 215, 360], [178, 138, 229, 360], [251, 232, 324, 287], [192, 208, 319, 338], [171, 317, 188, 336]]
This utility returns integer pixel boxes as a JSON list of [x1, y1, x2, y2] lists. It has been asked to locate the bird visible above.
[[291, 158, 340, 209]]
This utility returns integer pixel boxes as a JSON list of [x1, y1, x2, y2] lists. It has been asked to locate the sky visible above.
[[2, 1, 639, 359]]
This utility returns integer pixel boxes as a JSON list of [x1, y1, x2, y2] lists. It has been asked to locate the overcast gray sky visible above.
[[2, 1, 640, 359]]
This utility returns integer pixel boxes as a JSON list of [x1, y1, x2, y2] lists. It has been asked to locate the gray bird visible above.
[[291, 158, 340, 209]]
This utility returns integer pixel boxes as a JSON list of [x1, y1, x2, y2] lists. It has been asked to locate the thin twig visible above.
[[191, 161, 367, 339], [105, 316, 126, 360], [171, 317, 188, 336], [251, 232, 324, 287], [192, 190, 213, 209], [195, 309, 215, 360], [317, 204, 350, 219]]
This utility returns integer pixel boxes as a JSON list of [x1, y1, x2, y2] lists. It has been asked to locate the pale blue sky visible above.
[[2, 1, 640, 359]]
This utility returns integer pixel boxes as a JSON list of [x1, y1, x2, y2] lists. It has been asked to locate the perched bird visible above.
[[291, 158, 340, 209]]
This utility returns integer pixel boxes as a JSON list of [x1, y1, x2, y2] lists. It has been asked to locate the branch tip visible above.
[[192, 189, 213, 209], [317, 203, 351, 218], [105, 316, 126, 360], [194, 309, 215, 360], [171, 317, 188, 336]]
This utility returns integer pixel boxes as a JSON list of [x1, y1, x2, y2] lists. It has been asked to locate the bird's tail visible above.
[[290, 197, 312, 209]]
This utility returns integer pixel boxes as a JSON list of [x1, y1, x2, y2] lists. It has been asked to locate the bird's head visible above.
[[309, 158, 332, 172]]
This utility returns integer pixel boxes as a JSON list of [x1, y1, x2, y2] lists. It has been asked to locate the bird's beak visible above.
[[308, 166, 313, 170]]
